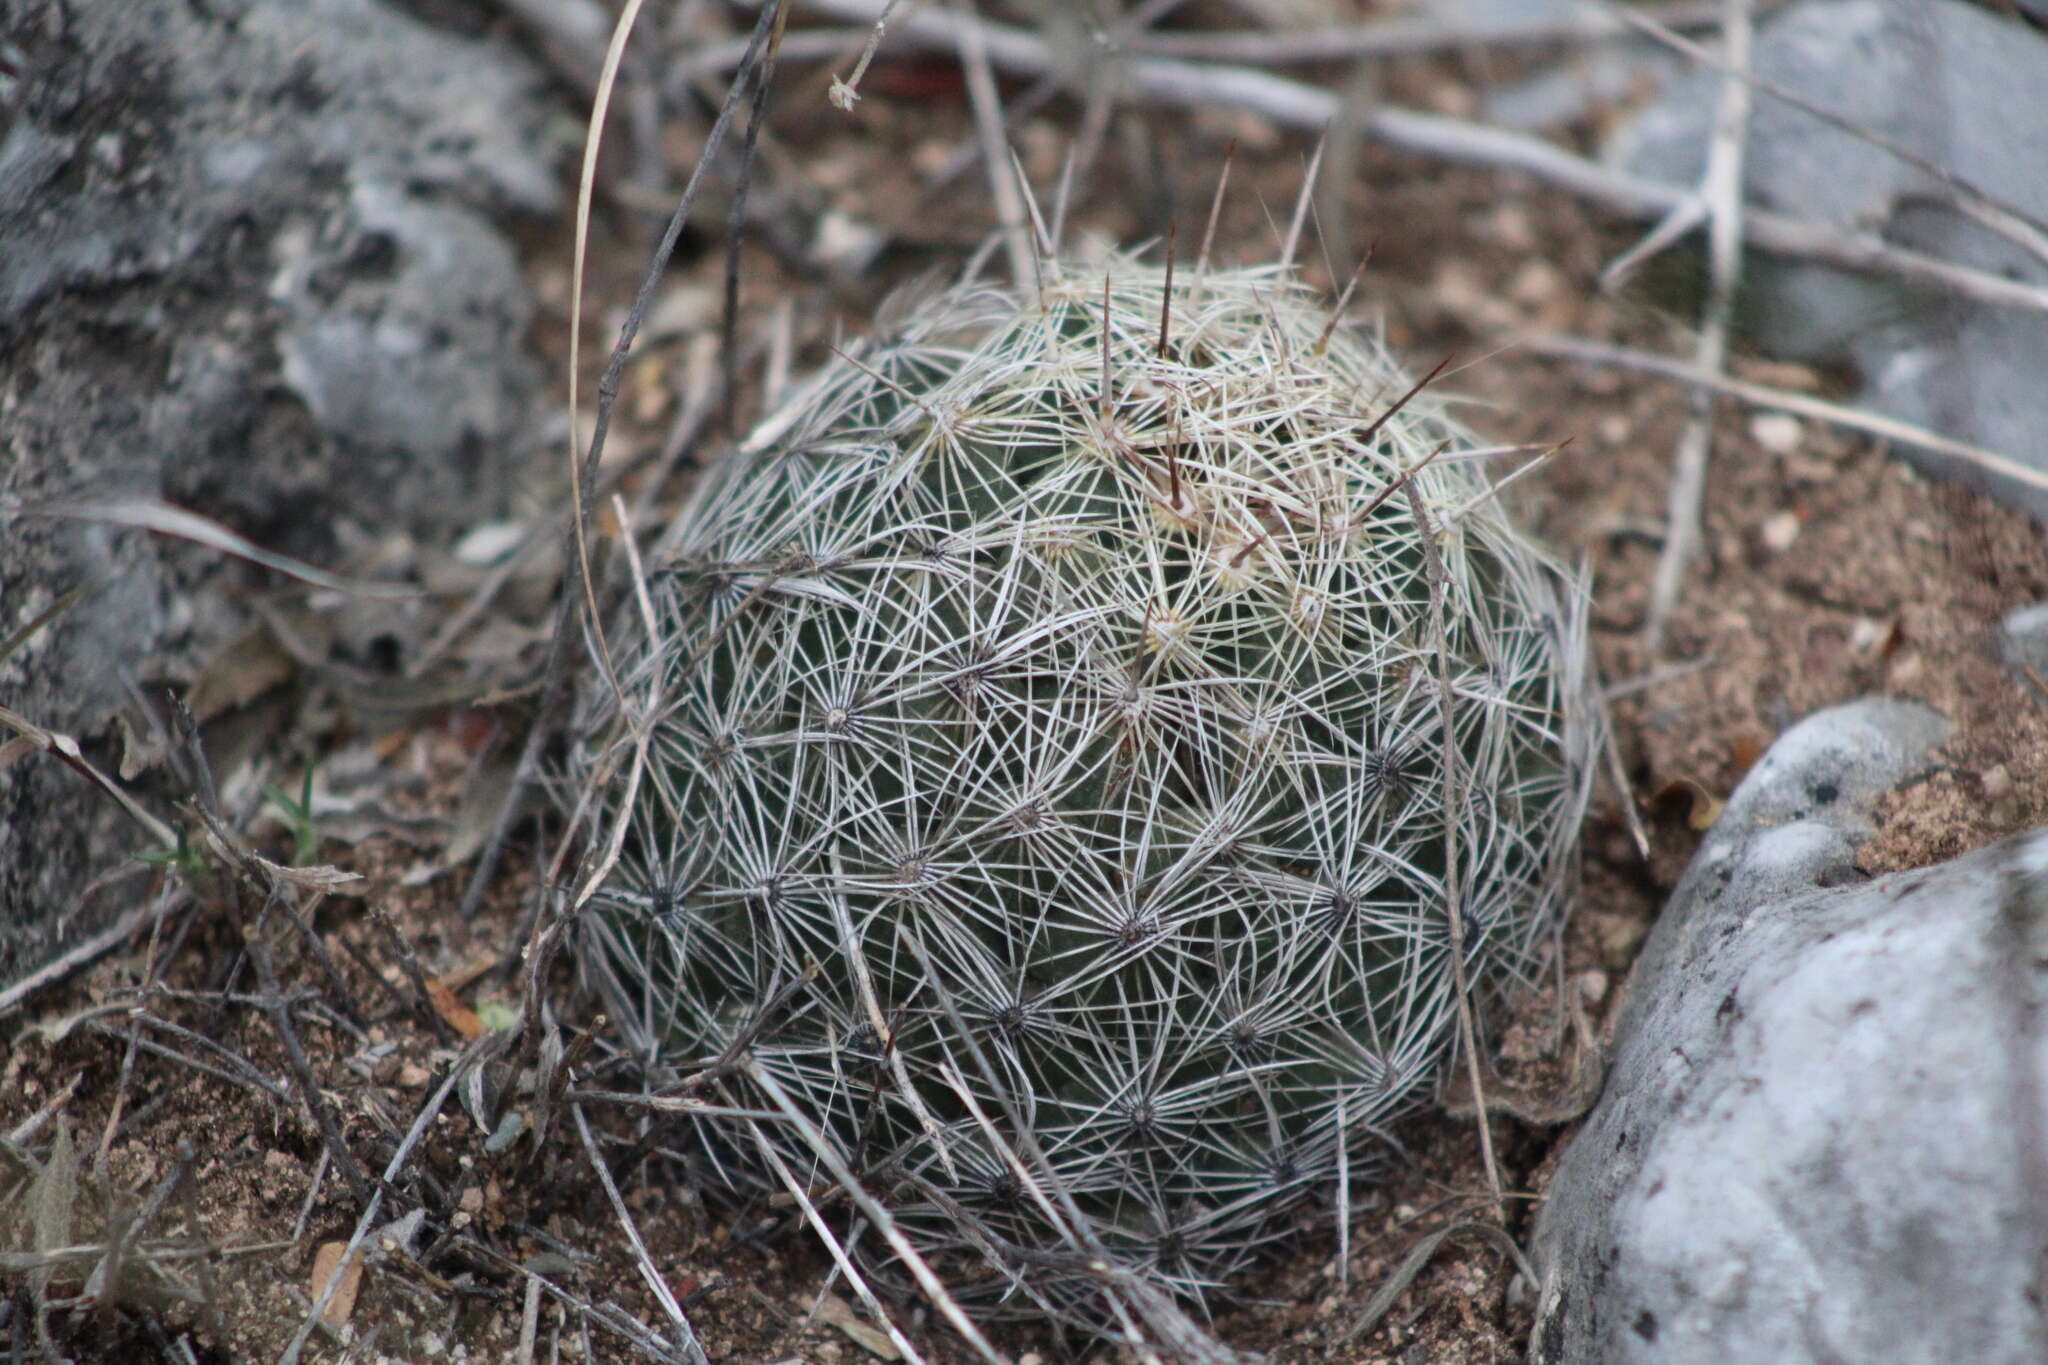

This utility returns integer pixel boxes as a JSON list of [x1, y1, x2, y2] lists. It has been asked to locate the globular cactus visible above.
[[571, 254, 1599, 1328]]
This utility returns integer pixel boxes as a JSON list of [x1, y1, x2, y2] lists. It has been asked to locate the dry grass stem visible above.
[[1400, 480, 1501, 1206], [955, 0, 1033, 287], [691, 1, 1737, 77], [1126, 0, 1738, 63], [828, 0, 902, 109], [1520, 333, 2048, 496], [572, 1102, 713, 1364], [1643, 0, 1753, 652], [759, 0, 2048, 319]]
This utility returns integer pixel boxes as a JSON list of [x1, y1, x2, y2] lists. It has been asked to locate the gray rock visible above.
[[0, 0, 562, 987], [1656, 697, 1951, 928], [1530, 699, 2048, 1364], [1607, 0, 2048, 518], [2004, 602, 2048, 683]]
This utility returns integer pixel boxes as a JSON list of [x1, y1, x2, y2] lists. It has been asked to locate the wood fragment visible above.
[[310, 1241, 364, 1329]]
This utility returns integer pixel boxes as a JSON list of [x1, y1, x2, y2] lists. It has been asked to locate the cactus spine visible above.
[[572, 254, 1598, 1327]]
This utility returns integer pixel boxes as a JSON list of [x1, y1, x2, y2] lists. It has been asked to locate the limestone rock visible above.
[[0, 0, 562, 986], [1531, 700, 2048, 1363], [1608, 0, 2048, 517]]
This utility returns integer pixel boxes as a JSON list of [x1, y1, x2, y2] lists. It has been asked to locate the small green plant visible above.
[[136, 824, 214, 884], [571, 254, 1599, 1329], [262, 764, 320, 867]]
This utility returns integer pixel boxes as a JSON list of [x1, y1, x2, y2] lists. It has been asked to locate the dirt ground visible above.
[[6, 3, 2048, 1362]]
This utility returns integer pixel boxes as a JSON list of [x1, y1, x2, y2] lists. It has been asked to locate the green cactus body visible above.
[[574, 257, 1598, 1324]]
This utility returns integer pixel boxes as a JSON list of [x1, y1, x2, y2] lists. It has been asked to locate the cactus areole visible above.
[[571, 258, 1598, 1327]]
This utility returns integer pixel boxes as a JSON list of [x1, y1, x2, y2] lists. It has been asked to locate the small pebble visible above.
[[1760, 510, 1801, 553], [1750, 412, 1804, 455], [1849, 617, 1888, 652], [1576, 969, 1610, 1007], [910, 139, 952, 177], [1509, 259, 1566, 308], [1492, 203, 1537, 251], [811, 209, 885, 274]]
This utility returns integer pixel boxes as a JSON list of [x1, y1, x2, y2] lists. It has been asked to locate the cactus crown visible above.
[[572, 255, 1598, 1329]]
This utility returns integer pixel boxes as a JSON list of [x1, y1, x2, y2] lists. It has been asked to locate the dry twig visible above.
[[0, 882, 186, 1022], [690, 1, 1735, 78], [571, 1103, 712, 1365], [827, 0, 902, 108], [740, 1061, 1010, 1365], [955, 0, 1033, 286], [1128, 0, 1735, 63], [459, 0, 786, 923], [278, 1045, 478, 1365], [1519, 332, 2048, 496], [750, 0, 2048, 318], [1610, 3, 2048, 270], [1643, 0, 1754, 652], [1335, 1219, 1535, 1345], [1401, 481, 1502, 1207]]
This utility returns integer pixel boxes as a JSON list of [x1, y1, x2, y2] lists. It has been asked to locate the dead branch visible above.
[[747, 0, 2048, 319], [1519, 332, 2048, 496], [278, 1043, 479, 1365], [571, 1103, 712, 1365], [0, 881, 186, 1022], [1126, 0, 1738, 63]]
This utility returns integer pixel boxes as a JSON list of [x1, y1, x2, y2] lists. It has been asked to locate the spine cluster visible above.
[[572, 256, 1598, 1325]]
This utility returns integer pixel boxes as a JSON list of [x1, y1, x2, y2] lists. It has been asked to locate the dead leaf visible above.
[[441, 740, 524, 869], [1650, 777, 1725, 832], [0, 703, 180, 847], [454, 618, 547, 670], [115, 709, 172, 782], [438, 956, 498, 994], [0, 735, 36, 774], [310, 1241, 363, 1327], [631, 353, 671, 423], [188, 624, 297, 723], [246, 596, 487, 727], [819, 1293, 903, 1361], [450, 520, 529, 567], [250, 854, 363, 891], [14, 496, 417, 599], [29, 1122, 77, 1300], [426, 977, 487, 1041]]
